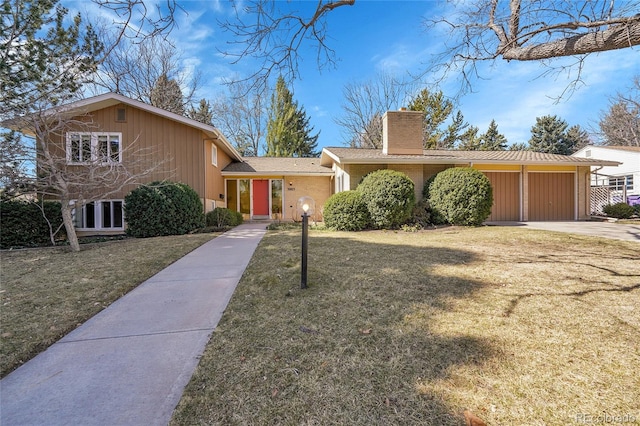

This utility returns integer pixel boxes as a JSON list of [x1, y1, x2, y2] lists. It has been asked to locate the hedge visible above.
[[124, 181, 204, 238], [428, 167, 493, 226], [205, 207, 243, 228], [323, 191, 370, 231], [0, 200, 64, 248], [356, 169, 415, 229]]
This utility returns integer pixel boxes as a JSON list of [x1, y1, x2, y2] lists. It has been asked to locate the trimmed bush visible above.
[[603, 202, 635, 219], [206, 207, 243, 228], [429, 167, 493, 226], [0, 200, 64, 248], [323, 191, 370, 231], [357, 169, 415, 229], [124, 181, 204, 238]]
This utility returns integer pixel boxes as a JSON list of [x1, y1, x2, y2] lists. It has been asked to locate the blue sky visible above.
[[74, 0, 639, 151]]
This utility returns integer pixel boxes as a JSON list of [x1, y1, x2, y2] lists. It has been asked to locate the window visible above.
[[211, 143, 218, 167], [74, 200, 124, 230], [271, 180, 283, 215], [67, 132, 122, 164], [609, 175, 633, 191]]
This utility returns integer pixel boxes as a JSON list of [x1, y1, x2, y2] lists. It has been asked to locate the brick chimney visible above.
[[382, 109, 424, 155]]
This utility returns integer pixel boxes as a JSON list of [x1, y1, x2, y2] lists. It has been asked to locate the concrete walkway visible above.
[[0, 223, 268, 426], [486, 221, 640, 242]]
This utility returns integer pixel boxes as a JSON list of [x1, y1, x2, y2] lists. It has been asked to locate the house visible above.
[[319, 110, 620, 221], [13, 93, 330, 235], [15, 94, 619, 235], [572, 145, 640, 210]]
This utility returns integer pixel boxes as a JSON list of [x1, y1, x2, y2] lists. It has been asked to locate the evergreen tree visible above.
[[188, 98, 214, 125], [479, 119, 507, 150], [529, 115, 581, 155], [408, 88, 457, 149], [150, 74, 185, 115], [442, 110, 469, 149], [565, 125, 591, 152], [509, 142, 529, 151], [266, 76, 319, 157], [457, 126, 481, 150]]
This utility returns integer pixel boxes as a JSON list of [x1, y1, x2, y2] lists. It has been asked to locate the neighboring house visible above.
[[572, 145, 640, 209], [320, 110, 619, 222]]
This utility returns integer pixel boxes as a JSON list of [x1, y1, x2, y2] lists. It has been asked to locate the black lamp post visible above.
[[297, 196, 315, 289]]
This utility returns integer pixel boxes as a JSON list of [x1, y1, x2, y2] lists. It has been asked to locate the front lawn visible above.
[[171, 227, 639, 426], [0, 233, 217, 378]]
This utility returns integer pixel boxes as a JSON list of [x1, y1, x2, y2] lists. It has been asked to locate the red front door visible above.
[[252, 180, 270, 216]]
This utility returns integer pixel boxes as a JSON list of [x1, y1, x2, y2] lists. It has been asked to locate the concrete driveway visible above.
[[486, 221, 640, 242]]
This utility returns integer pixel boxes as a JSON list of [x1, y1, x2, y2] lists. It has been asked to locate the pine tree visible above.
[[408, 88, 455, 149], [457, 126, 481, 150], [479, 119, 507, 150], [442, 111, 468, 149], [565, 125, 591, 152], [188, 99, 214, 125], [266, 76, 319, 157], [150, 74, 185, 115], [529, 115, 569, 154]]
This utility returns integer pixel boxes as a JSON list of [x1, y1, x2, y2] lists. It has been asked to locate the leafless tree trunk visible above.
[[598, 76, 640, 146]]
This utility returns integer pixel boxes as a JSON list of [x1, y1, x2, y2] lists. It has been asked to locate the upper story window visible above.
[[67, 132, 121, 164], [211, 143, 218, 167]]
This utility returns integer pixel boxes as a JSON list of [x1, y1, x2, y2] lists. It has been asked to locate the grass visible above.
[[0, 233, 217, 378], [171, 227, 640, 426]]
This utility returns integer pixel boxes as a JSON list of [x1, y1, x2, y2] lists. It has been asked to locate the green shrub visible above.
[[429, 167, 493, 226], [124, 181, 204, 238], [0, 200, 64, 248], [356, 169, 415, 229], [603, 202, 635, 219], [323, 191, 370, 231], [422, 174, 438, 200], [206, 207, 243, 228]]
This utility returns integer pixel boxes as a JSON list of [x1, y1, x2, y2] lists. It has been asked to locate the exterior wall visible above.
[[382, 110, 424, 155], [574, 146, 639, 196], [284, 176, 332, 222], [225, 175, 332, 222], [577, 166, 591, 220], [344, 164, 386, 190], [68, 104, 209, 199]]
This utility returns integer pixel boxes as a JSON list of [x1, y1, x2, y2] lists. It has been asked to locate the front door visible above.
[[252, 179, 270, 217]]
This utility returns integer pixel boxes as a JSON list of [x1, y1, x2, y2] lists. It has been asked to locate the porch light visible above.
[[297, 196, 315, 289]]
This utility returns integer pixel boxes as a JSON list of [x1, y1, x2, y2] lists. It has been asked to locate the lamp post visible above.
[[297, 196, 315, 289]]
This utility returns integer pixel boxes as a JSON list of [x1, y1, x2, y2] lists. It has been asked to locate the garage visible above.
[[484, 172, 520, 221], [528, 173, 575, 220]]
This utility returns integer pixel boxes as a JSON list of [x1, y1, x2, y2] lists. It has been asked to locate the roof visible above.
[[573, 145, 640, 155], [6, 92, 243, 161], [222, 157, 332, 176], [321, 147, 621, 167]]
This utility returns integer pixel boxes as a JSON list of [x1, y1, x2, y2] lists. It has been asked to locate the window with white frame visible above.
[[609, 175, 633, 191], [67, 132, 121, 164], [211, 143, 218, 167], [73, 200, 124, 230]]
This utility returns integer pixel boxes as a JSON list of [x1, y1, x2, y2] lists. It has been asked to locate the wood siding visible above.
[[528, 173, 575, 220], [484, 172, 520, 221]]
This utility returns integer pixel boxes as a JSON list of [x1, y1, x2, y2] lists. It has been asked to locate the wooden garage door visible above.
[[484, 172, 520, 221], [528, 173, 575, 220]]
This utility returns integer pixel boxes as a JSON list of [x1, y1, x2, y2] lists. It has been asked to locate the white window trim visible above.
[[73, 199, 125, 231], [211, 143, 218, 167], [66, 132, 122, 165]]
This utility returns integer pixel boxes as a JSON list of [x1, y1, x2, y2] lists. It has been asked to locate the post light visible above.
[[297, 196, 315, 289]]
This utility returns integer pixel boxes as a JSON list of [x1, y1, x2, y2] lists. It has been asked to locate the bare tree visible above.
[[211, 79, 268, 156], [219, 0, 356, 92], [334, 72, 412, 148], [426, 0, 640, 94], [218, 1, 639, 94], [92, 35, 200, 111], [598, 76, 640, 146]]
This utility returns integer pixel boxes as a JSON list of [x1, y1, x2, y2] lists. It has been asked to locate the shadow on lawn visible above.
[[192, 231, 497, 426]]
